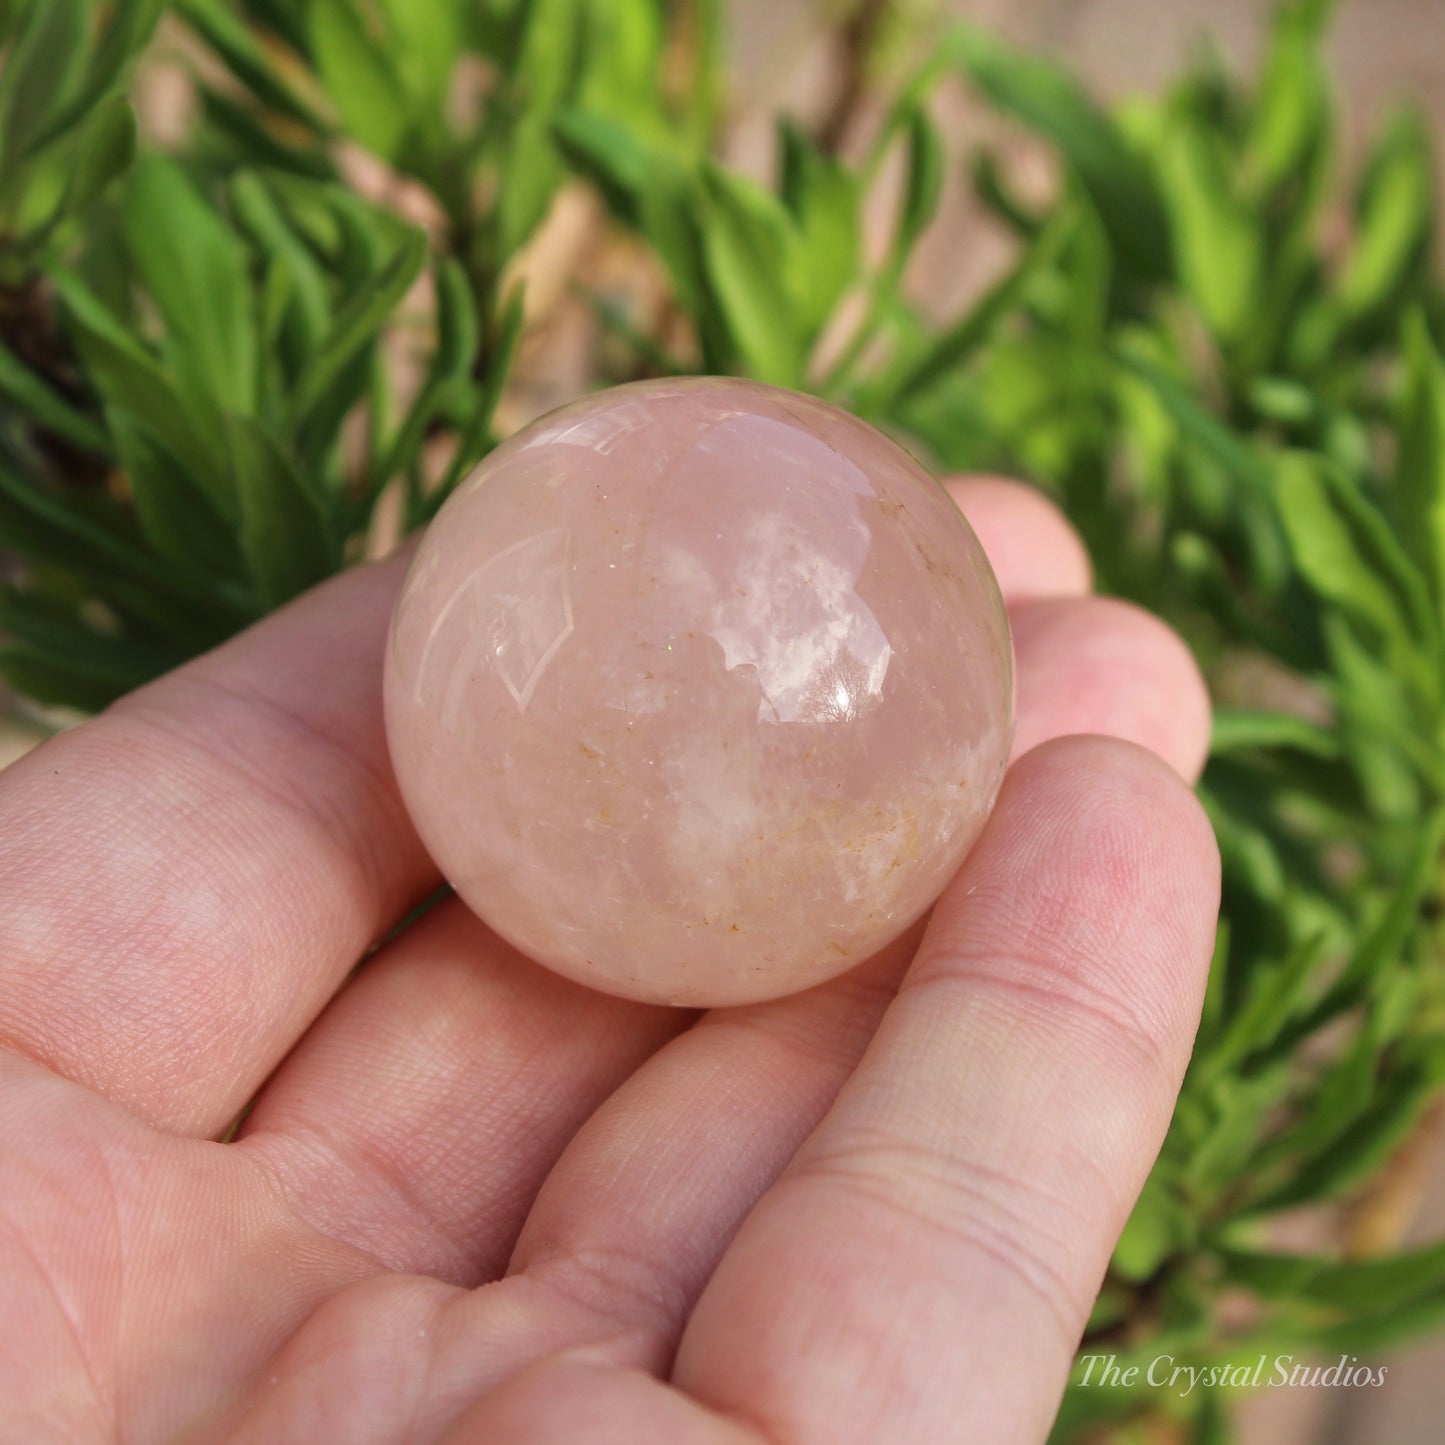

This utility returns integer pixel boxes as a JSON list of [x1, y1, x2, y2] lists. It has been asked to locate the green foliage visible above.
[[0, 0, 157, 283], [1, 4, 1444, 1441], [178, 0, 713, 316], [0, 140, 474, 704]]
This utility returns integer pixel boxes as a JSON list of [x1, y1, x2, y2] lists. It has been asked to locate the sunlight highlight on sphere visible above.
[[384, 379, 1013, 1006]]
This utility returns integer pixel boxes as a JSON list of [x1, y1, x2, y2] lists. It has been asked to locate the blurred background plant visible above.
[[1, 0, 1443, 1439]]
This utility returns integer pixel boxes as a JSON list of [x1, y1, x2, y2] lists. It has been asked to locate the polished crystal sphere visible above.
[[384, 379, 1013, 1006]]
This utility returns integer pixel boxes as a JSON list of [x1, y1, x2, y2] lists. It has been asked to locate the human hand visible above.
[[0, 478, 1218, 1444]]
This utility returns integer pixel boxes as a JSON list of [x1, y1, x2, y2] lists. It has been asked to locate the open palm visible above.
[[0, 478, 1218, 1445]]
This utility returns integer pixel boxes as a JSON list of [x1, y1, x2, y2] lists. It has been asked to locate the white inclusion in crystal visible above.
[[416, 528, 576, 726], [668, 733, 764, 898], [693, 513, 891, 726], [657, 414, 894, 726]]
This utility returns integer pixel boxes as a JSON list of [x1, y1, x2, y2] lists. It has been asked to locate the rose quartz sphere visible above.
[[384, 379, 1013, 1006]]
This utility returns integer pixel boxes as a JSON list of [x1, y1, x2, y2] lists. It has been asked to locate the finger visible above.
[[673, 739, 1219, 1444], [437, 1353, 758, 1445], [238, 900, 687, 1285], [946, 477, 1212, 779], [220, 478, 1099, 1282], [944, 477, 1091, 600], [426, 602, 1211, 1388], [1010, 596, 1211, 781], [0, 555, 437, 1135]]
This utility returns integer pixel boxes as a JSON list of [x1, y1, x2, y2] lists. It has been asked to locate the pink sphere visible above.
[[384, 379, 1013, 1006]]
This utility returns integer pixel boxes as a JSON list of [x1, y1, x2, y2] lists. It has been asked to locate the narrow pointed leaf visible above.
[[309, 0, 408, 160], [1397, 311, 1445, 605], [288, 227, 428, 429], [109, 409, 243, 581], [0, 338, 108, 452], [48, 265, 231, 507], [122, 157, 257, 414], [228, 415, 337, 608], [952, 23, 1169, 279]]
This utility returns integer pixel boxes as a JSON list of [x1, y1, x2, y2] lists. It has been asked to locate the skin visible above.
[[0, 478, 1218, 1445]]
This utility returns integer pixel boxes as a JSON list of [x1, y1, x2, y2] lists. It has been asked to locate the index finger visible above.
[[0, 555, 438, 1135]]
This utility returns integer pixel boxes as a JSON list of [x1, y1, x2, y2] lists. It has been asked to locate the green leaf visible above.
[[433, 258, 481, 383], [864, 211, 1070, 409], [1215, 1246, 1322, 1300], [228, 170, 332, 368], [0, 646, 131, 712], [1336, 105, 1434, 329], [970, 147, 1044, 237], [1285, 484, 1380, 635], [778, 121, 861, 339], [1275, 452, 1437, 657], [0, 460, 160, 586], [1397, 311, 1445, 607], [1117, 346, 1292, 594], [1115, 347, 1270, 488], [1204, 931, 1331, 1078], [0, 339, 109, 453], [1203, 790, 1287, 904], [1157, 116, 1262, 344], [1179, 1065, 1297, 1194], [494, 113, 564, 258], [551, 107, 652, 217], [1304, 1290, 1445, 1355], [258, 255, 294, 360], [952, 22, 1170, 280], [108, 409, 243, 582], [219, 0, 309, 55], [1290, 1232, 1445, 1314], [1211, 709, 1342, 758], [552, 109, 705, 316], [48, 265, 232, 508], [1287, 808, 1445, 1035], [576, 0, 666, 127], [1113, 1170, 1191, 1281], [432, 285, 526, 509], [33, 0, 162, 164], [227, 415, 337, 609], [27, 94, 137, 246], [696, 165, 806, 386], [122, 157, 258, 415], [0, 0, 86, 169], [1323, 614, 1432, 816], [1048, 196, 1111, 341], [1244, 0, 1332, 197], [1253, 1041, 1445, 1211], [176, 0, 331, 132], [308, 0, 408, 160], [509, 0, 583, 114], [894, 107, 945, 269], [288, 227, 428, 431], [1247, 375, 1317, 426], [1197, 915, 1232, 1042], [1283, 0, 1341, 37], [196, 87, 334, 181], [364, 260, 481, 510], [0, 588, 185, 710], [1245, 1017, 1379, 1182], [375, 0, 462, 105]]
